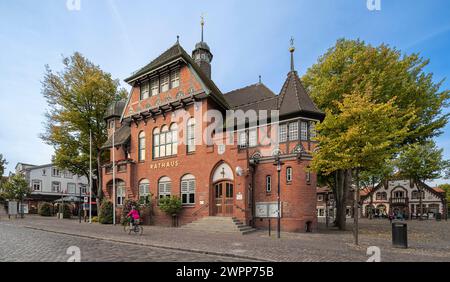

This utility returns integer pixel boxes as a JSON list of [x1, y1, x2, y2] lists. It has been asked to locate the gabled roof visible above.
[[278, 71, 324, 119], [101, 124, 131, 149], [125, 44, 184, 83], [123, 42, 230, 112], [224, 83, 276, 109]]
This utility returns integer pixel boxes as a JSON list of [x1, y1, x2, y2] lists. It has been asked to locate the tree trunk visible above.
[[334, 169, 351, 230]]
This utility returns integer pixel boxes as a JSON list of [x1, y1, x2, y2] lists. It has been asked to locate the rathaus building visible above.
[[101, 23, 325, 232]]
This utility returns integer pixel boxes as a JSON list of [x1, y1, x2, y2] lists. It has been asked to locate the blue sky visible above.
[[0, 0, 449, 185]]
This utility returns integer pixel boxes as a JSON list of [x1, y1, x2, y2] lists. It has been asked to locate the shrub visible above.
[[159, 196, 182, 216], [98, 199, 113, 224], [63, 204, 72, 219], [91, 216, 99, 223], [38, 202, 53, 216]]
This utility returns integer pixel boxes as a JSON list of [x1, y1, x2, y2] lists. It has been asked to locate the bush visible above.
[[159, 196, 182, 216], [98, 199, 113, 224], [91, 216, 99, 223], [63, 204, 72, 219], [38, 202, 53, 216]]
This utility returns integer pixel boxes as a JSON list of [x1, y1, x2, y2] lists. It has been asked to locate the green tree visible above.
[[0, 154, 7, 177], [303, 39, 450, 230], [312, 92, 415, 237], [395, 141, 450, 217], [438, 183, 450, 215], [1, 174, 31, 218], [40, 52, 127, 200]]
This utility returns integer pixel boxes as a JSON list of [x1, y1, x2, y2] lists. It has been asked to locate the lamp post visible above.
[[273, 154, 284, 239]]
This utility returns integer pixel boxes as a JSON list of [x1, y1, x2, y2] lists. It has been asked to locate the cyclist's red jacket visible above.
[[127, 210, 140, 220]]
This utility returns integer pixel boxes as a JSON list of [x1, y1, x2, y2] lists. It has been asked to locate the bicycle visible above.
[[124, 218, 143, 235]]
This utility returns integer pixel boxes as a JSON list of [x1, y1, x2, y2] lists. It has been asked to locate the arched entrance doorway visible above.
[[211, 162, 234, 216]]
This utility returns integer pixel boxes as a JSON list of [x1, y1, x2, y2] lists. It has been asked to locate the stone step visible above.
[[182, 216, 256, 235]]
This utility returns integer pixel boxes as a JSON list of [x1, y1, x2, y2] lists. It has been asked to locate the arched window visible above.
[[107, 179, 126, 205], [160, 125, 169, 157], [158, 176, 172, 199], [187, 118, 196, 153], [139, 179, 150, 203], [170, 123, 178, 155], [286, 167, 293, 183], [138, 131, 146, 161], [153, 127, 160, 159], [181, 174, 195, 205]]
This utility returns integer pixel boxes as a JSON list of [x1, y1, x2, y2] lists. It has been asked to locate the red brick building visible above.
[[101, 26, 324, 232]]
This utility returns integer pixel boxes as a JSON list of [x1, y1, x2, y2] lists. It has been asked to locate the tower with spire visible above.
[[192, 15, 213, 79]]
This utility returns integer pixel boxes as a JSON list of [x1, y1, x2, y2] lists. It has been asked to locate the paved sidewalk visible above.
[[1, 216, 449, 262]]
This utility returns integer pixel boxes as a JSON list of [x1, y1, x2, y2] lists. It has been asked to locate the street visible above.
[[0, 223, 247, 262]]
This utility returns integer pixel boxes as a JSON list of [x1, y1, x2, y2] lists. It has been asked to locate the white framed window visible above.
[[64, 171, 73, 179], [300, 121, 308, 140], [249, 128, 257, 147], [158, 177, 172, 199], [278, 124, 287, 143], [79, 184, 87, 194], [187, 118, 196, 153], [153, 127, 160, 159], [138, 131, 146, 161], [306, 171, 311, 184], [266, 176, 272, 193], [170, 123, 178, 155], [286, 167, 293, 183], [181, 174, 195, 205], [309, 121, 317, 139], [117, 183, 125, 206], [140, 81, 150, 100], [31, 180, 41, 191], [67, 183, 76, 194], [317, 195, 324, 202], [52, 181, 61, 192], [170, 69, 180, 88], [109, 120, 115, 129], [160, 73, 169, 92], [238, 131, 247, 148], [52, 168, 61, 177], [289, 122, 299, 141], [150, 77, 159, 96], [139, 179, 150, 203]]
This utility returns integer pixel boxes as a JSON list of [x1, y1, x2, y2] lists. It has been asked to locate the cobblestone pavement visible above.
[[1, 216, 449, 262], [0, 223, 249, 262]]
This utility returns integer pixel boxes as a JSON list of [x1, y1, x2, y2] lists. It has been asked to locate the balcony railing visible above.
[[390, 197, 408, 205]]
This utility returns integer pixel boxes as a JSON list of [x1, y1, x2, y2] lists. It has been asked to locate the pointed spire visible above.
[[289, 36, 296, 72], [200, 14, 205, 42]]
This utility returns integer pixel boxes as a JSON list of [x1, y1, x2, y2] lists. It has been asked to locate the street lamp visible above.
[[273, 154, 284, 239]]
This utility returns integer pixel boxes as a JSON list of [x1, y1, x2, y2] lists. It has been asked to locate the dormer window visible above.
[[150, 77, 159, 96], [140, 81, 149, 100], [161, 73, 169, 92]]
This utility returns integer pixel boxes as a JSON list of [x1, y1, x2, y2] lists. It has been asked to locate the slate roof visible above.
[[223, 71, 324, 121], [101, 124, 131, 149], [277, 71, 324, 119], [105, 100, 127, 120], [224, 83, 276, 109]]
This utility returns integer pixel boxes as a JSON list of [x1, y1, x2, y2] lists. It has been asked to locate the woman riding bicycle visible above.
[[127, 206, 140, 226]]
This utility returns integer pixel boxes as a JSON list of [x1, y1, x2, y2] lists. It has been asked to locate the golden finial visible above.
[[289, 36, 295, 52]]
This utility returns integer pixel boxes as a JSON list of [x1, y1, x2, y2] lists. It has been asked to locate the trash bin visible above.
[[392, 222, 407, 248], [436, 213, 442, 221]]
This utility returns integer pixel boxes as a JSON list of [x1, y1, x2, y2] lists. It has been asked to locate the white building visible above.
[[15, 163, 89, 214], [361, 179, 447, 219]]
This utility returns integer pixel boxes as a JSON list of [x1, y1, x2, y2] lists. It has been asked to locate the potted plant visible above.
[[159, 196, 182, 227]]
